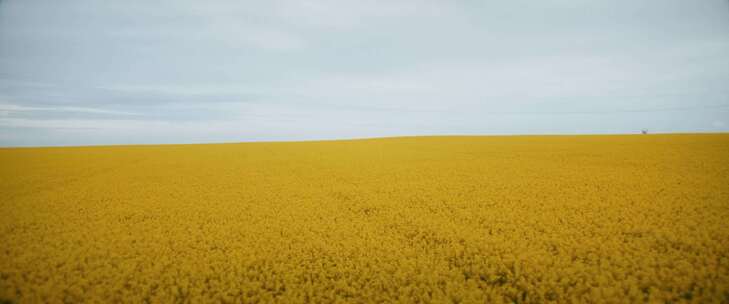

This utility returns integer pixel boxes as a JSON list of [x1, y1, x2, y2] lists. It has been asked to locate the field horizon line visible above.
[[2, 131, 728, 149]]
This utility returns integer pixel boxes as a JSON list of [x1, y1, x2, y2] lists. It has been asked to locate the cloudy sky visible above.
[[1, 0, 728, 146]]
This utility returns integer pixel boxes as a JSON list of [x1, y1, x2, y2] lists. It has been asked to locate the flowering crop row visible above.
[[1, 134, 728, 303]]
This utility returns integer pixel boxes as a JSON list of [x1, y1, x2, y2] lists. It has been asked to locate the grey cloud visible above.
[[1, 0, 728, 146]]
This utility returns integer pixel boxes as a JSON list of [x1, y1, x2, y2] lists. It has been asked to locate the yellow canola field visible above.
[[1, 134, 728, 303]]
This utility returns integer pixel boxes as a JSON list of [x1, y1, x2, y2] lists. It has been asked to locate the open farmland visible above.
[[1, 134, 728, 303]]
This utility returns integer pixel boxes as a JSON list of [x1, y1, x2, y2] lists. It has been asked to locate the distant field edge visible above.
[[1, 132, 728, 149]]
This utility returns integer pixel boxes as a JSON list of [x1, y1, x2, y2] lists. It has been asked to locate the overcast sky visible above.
[[1, 0, 728, 146]]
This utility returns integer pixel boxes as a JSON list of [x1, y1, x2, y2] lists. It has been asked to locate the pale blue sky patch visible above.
[[0, 0, 728, 146]]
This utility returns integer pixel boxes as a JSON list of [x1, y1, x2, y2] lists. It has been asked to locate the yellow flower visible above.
[[1, 134, 728, 303]]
